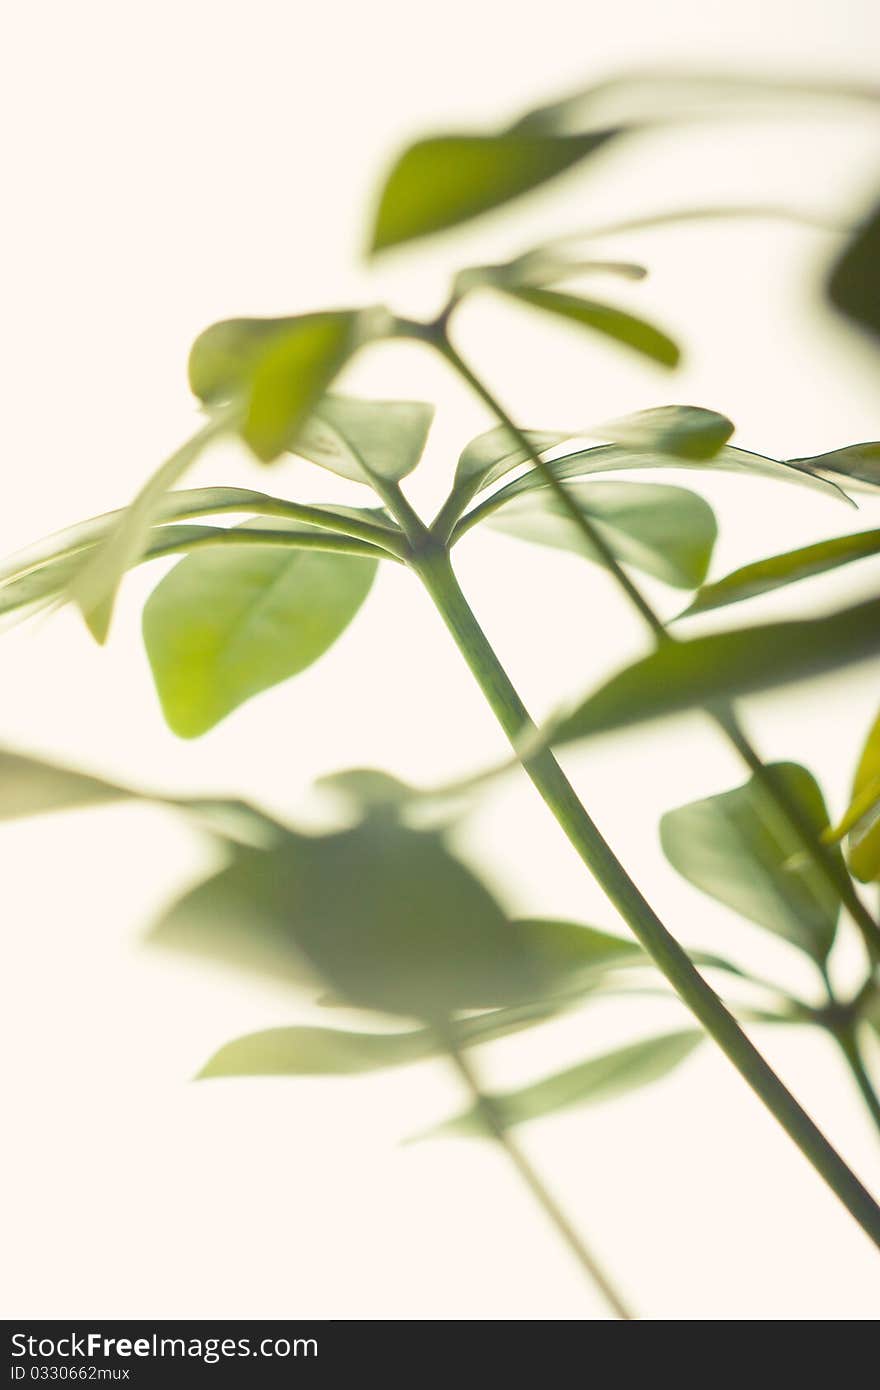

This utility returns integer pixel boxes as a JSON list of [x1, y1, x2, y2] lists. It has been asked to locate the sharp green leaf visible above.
[[660, 763, 841, 962], [370, 130, 618, 252], [456, 426, 570, 490], [0, 488, 404, 594], [682, 528, 880, 618], [829, 200, 880, 344], [504, 287, 680, 367], [142, 520, 377, 737], [434, 425, 571, 537], [152, 819, 542, 1019], [592, 405, 734, 459], [293, 393, 434, 483], [844, 708, 880, 883], [0, 518, 392, 626], [456, 443, 850, 540], [422, 1031, 703, 1138], [486, 480, 717, 589], [556, 596, 880, 746], [789, 441, 880, 490]]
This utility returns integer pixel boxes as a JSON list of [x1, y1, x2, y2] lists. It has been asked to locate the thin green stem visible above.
[[442, 1035, 634, 1319], [406, 541, 880, 1249], [434, 332, 880, 966]]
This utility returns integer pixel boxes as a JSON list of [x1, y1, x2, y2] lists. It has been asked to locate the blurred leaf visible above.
[[556, 596, 880, 746], [200, 1025, 438, 1077], [505, 287, 680, 367], [790, 441, 880, 490], [593, 405, 733, 459], [829, 200, 880, 344], [370, 130, 618, 252], [423, 1031, 702, 1138], [517, 69, 880, 135], [455, 251, 647, 296], [198, 1000, 563, 1079], [845, 708, 880, 883], [293, 394, 434, 483], [240, 315, 362, 463], [152, 819, 542, 1019], [487, 480, 717, 589], [660, 764, 841, 962], [143, 521, 377, 737], [0, 749, 129, 820], [66, 416, 228, 642], [682, 528, 880, 618]]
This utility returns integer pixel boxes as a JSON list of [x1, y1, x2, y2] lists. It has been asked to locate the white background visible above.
[[3, 0, 880, 1320]]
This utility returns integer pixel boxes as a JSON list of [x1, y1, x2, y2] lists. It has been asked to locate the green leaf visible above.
[[434, 425, 572, 537], [0, 749, 129, 820], [197, 999, 565, 1080], [454, 250, 648, 297], [455, 426, 570, 491], [370, 130, 618, 252], [486, 480, 717, 589], [292, 393, 434, 483], [0, 518, 392, 627], [844, 708, 880, 883], [681, 528, 880, 618], [422, 1031, 702, 1138], [199, 1025, 435, 1077], [789, 441, 880, 490], [592, 405, 734, 459], [504, 287, 680, 367], [660, 764, 841, 962], [0, 486, 404, 591], [557, 596, 880, 746], [66, 415, 228, 642], [152, 819, 542, 1019], [829, 200, 880, 345], [142, 520, 377, 737], [458, 443, 850, 537], [240, 315, 362, 463]]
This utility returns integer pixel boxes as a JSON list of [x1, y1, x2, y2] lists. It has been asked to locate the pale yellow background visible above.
[[2, 0, 880, 1319]]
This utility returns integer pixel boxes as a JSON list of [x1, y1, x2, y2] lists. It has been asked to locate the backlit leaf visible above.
[[682, 528, 880, 618], [422, 1031, 702, 1138], [486, 480, 717, 588], [152, 819, 542, 1019], [505, 287, 680, 367], [293, 393, 434, 483], [557, 596, 880, 746], [660, 764, 841, 961], [845, 708, 880, 883], [370, 130, 618, 252], [592, 404, 733, 459], [829, 200, 880, 345], [143, 520, 377, 737]]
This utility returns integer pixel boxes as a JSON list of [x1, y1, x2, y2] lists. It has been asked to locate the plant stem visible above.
[[442, 1035, 634, 1318], [433, 333, 880, 966], [835, 1025, 880, 1137], [408, 542, 880, 1249]]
